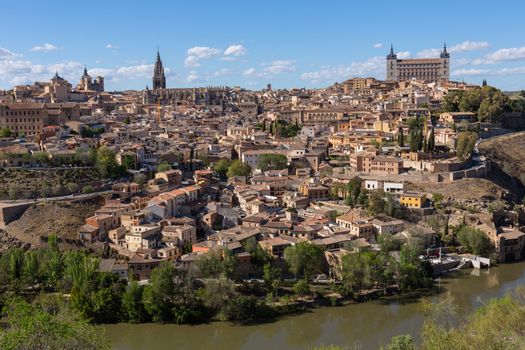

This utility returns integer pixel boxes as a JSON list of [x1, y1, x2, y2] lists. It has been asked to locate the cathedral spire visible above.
[[387, 44, 397, 59], [440, 42, 450, 58], [153, 48, 166, 90]]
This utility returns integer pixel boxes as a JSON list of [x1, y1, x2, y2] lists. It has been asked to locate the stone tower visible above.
[[440, 42, 450, 81], [153, 49, 166, 90], [386, 44, 398, 81]]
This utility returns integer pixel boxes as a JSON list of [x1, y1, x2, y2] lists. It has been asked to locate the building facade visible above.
[[0, 103, 49, 137], [77, 67, 104, 92], [386, 44, 449, 82]]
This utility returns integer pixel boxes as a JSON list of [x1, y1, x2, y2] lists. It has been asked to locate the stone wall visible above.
[[0, 203, 31, 228]]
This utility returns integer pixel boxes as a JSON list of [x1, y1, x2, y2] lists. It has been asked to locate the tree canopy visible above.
[[284, 242, 325, 280], [442, 86, 509, 122], [257, 154, 288, 172], [226, 160, 252, 178]]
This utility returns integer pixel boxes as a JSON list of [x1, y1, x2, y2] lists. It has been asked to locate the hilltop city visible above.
[[1, 42, 525, 332]]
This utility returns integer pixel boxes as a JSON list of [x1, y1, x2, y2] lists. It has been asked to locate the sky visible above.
[[1, 0, 525, 91]]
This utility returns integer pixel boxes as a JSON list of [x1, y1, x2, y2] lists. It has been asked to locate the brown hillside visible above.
[[4, 196, 104, 248]]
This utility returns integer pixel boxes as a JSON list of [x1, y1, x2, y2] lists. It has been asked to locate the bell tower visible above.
[[152, 49, 166, 90], [386, 44, 398, 81]]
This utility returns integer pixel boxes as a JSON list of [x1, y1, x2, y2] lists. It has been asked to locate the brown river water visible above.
[[103, 261, 525, 349]]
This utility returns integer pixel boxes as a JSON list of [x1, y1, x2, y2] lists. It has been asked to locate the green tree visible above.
[[263, 263, 282, 297], [122, 279, 149, 323], [341, 252, 373, 293], [226, 159, 252, 177], [32, 151, 50, 165], [121, 154, 135, 170], [213, 159, 231, 178], [245, 241, 271, 267], [409, 129, 418, 152], [143, 261, 176, 322], [96, 146, 124, 179], [225, 295, 270, 322], [66, 182, 79, 194], [0, 127, 12, 138], [456, 226, 493, 256], [197, 249, 237, 279], [202, 278, 234, 320], [443, 90, 463, 112], [344, 178, 362, 207], [82, 185, 94, 194], [398, 128, 404, 147], [398, 245, 431, 292], [284, 241, 325, 281], [156, 162, 172, 172], [8, 184, 18, 201], [427, 126, 435, 151], [22, 250, 39, 285], [367, 190, 385, 215], [455, 131, 478, 161], [419, 293, 525, 349], [41, 235, 63, 290], [293, 279, 310, 299], [133, 173, 147, 186], [384, 335, 415, 350], [0, 298, 110, 350], [257, 153, 288, 172]]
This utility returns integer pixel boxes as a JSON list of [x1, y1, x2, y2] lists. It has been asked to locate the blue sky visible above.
[[1, 0, 525, 91]]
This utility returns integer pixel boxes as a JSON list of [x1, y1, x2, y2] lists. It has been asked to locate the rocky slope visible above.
[[3, 196, 104, 249], [479, 131, 525, 199]]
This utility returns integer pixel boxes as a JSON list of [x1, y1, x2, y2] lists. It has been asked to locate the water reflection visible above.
[[104, 262, 525, 350]]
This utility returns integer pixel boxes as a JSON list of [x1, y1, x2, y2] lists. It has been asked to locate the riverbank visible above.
[[103, 261, 525, 350]]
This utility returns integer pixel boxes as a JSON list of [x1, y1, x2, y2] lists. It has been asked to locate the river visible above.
[[103, 261, 525, 349]]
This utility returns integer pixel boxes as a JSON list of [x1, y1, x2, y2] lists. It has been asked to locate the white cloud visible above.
[[452, 66, 525, 76], [31, 43, 58, 52], [184, 55, 201, 67], [397, 51, 411, 59], [242, 60, 296, 79], [47, 61, 83, 76], [224, 44, 246, 56], [187, 70, 199, 82], [451, 68, 489, 76], [417, 41, 490, 58], [187, 46, 221, 58], [184, 46, 221, 67], [450, 41, 490, 53], [474, 46, 525, 64], [263, 60, 296, 74], [90, 64, 169, 82], [243, 67, 262, 78], [373, 43, 383, 49], [105, 43, 119, 49], [301, 56, 384, 85], [0, 48, 19, 59], [416, 48, 441, 58], [213, 68, 233, 77]]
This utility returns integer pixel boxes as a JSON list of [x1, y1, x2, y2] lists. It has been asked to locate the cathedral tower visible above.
[[153, 49, 166, 90]]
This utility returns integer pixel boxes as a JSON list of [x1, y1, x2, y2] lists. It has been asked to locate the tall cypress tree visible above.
[[417, 127, 424, 151], [410, 130, 418, 152], [398, 128, 404, 147], [428, 126, 435, 151]]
